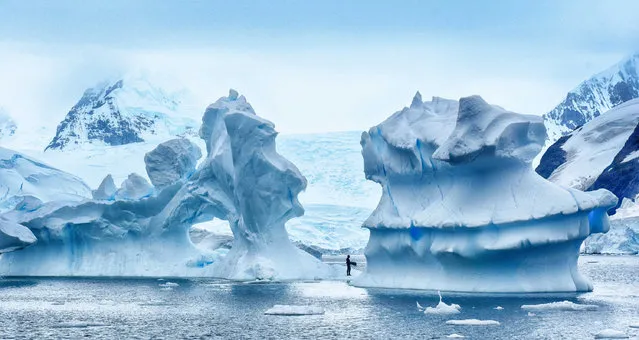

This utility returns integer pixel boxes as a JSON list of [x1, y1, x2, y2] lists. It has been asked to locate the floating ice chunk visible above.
[[445, 319, 500, 326], [423, 292, 461, 315], [264, 305, 325, 316], [159, 282, 179, 287], [494, 306, 504, 310], [521, 301, 598, 311], [446, 334, 465, 338], [594, 329, 629, 339], [629, 323, 639, 328], [416, 301, 425, 311], [527, 312, 536, 317]]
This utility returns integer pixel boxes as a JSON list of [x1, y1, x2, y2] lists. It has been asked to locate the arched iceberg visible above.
[[0, 90, 330, 279], [354, 94, 617, 292]]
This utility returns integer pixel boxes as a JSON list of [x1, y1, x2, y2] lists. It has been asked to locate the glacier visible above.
[[0, 90, 332, 280], [353, 93, 617, 293]]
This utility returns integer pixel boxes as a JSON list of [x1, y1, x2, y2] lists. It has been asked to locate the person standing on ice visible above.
[[346, 255, 357, 276]]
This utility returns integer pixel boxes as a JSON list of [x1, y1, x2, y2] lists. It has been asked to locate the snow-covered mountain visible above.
[[0, 108, 17, 140], [544, 53, 639, 142], [46, 75, 200, 150], [537, 98, 639, 212]]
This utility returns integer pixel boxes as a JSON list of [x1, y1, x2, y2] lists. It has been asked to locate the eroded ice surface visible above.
[[355, 94, 617, 292]]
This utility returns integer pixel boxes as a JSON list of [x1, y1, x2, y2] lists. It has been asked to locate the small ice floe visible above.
[[629, 322, 639, 328], [157, 278, 165, 281], [446, 334, 465, 338], [527, 312, 536, 317], [158, 282, 179, 288], [423, 292, 461, 315], [594, 329, 629, 339], [264, 305, 325, 316], [52, 321, 107, 329], [494, 306, 504, 310], [521, 301, 597, 311], [416, 301, 425, 311], [445, 319, 500, 326]]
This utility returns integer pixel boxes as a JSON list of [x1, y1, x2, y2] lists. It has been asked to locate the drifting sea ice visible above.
[[446, 334, 465, 338], [594, 329, 629, 339], [445, 319, 500, 326], [422, 292, 461, 315], [264, 305, 325, 316], [520, 301, 598, 311]]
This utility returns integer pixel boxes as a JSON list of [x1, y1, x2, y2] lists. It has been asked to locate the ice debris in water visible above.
[[159, 282, 180, 288], [423, 291, 461, 315], [527, 312, 536, 317], [520, 301, 598, 311], [446, 334, 465, 338], [264, 305, 325, 316], [445, 319, 500, 326], [594, 329, 629, 339], [494, 306, 504, 310]]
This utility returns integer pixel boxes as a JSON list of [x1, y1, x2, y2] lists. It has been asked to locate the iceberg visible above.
[[354, 94, 617, 293], [0, 90, 330, 280]]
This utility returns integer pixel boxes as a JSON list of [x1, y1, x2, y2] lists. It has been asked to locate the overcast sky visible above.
[[1, 0, 639, 133]]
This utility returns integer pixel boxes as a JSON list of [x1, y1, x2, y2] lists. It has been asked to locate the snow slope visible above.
[[354, 93, 616, 293], [537, 99, 639, 209]]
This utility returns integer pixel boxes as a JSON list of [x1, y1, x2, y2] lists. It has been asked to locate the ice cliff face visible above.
[[0, 147, 91, 213], [355, 93, 617, 293], [0, 90, 330, 279], [46, 75, 199, 150], [537, 99, 639, 212], [544, 53, 639, 142]]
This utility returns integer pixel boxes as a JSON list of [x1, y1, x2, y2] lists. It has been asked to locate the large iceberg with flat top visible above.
[[0, 90, 331, 279], [353, 93, 617, 292]]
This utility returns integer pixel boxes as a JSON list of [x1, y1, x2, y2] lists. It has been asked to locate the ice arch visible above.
[[0, 90, 330, 280]]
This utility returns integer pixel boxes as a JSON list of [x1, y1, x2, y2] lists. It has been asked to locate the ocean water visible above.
[[1, 255, 638, 339]]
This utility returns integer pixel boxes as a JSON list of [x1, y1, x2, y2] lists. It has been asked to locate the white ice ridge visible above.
[[0, 90, 331, 279], [0, 217, 36, 253], [354, 93, 617, 293], [264, 305, 325, 316], [0, 147, 91, 213], [594, 329, 629, 339], [520, 301, 598, 311]]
